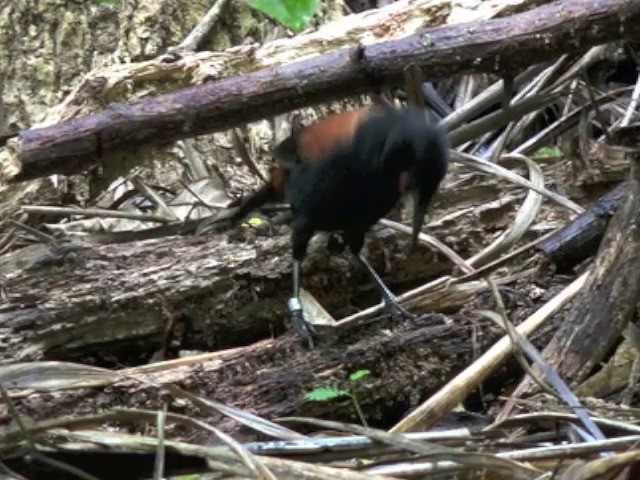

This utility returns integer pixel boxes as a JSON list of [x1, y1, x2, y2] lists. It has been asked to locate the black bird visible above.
[[213, 105, 449, 347]]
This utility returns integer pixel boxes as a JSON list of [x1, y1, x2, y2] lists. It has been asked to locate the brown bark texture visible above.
[[7, 0, 640, 182], [0, 312, 505, 440], [537, 181, 627, 270], [0, 226, 452, 364], [511, 142, 640, 400]]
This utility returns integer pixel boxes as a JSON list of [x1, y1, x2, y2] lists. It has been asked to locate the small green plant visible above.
[[248, 0, 320, 33], [533, 146, 562, 158], [305, 369, 371, 426]]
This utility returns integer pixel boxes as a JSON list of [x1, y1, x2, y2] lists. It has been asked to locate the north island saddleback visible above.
[[219, 105, 450, 348]]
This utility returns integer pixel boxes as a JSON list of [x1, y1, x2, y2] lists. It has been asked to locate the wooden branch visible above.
[[6, 0, 640, 182], [536, 181, 627, 270], [505, 141, 640, 409], [0, 227, 450, 363]]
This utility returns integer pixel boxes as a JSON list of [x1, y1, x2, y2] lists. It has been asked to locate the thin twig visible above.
[[378, 218, 474, 274], [581, 71, 612, 142], [0, 384, 100, 480], [153, 403, 168, 480], [5, 217, 59, 245], [620, 73, 640, 127], [232, 127, 268, 183], [482, 279, 608, 445], [176, 179, 219, 213], [389, 271, 589, 433], [21, 205, 171, 224], [171, 0, 230, 52], [131, 174, 179, 221]]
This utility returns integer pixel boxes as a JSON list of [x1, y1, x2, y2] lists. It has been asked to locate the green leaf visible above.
[[244, 216, 265, 227], [349, 369, 371, 382], [305, 387, 350, 401], [533, 146, 562, 158], [248, 0, 319, 32], [96, 0, 118, 4]]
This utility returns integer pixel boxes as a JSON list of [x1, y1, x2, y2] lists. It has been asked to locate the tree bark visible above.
[[507, 141, 640, 406], [537, 181, 627, 271], [0, 227, 452, 364], [6, 0, 640, 182], [0, 312, 507, 441]]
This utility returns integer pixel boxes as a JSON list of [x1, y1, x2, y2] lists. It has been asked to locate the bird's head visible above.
[[379, 107, 450, 247]]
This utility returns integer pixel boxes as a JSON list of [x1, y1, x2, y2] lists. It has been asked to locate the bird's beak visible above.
[[411, 188, 429, 249]]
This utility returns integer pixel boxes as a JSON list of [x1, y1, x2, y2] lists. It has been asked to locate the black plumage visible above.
[[280, 106, 449, 347]]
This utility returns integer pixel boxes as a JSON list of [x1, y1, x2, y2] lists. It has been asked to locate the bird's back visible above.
[[286, 110, 404, 233]]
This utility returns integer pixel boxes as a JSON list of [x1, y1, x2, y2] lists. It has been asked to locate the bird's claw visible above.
[[384, 296, 416, 322], [288, 297, 318, 349]]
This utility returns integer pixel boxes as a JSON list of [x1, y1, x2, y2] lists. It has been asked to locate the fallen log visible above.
[[5, 0, 640, 182], [0, 225, 451, 364], [504, 140, 640, 413], [536, 181, 627, 271], [0, 313, 508, 440]]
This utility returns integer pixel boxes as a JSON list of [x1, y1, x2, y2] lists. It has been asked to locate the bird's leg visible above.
[[289, 228, 318, 348], [357, 253, 416, 321]]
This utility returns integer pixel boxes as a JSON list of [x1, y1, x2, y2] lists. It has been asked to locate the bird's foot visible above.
[[383, 295, 416, 322], [288, 298, 318, 349]]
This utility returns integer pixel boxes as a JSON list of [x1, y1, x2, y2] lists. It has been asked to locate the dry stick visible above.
[[511, 85, 633, 157], [487, 412, 640, 436], [153, 403, 168, 480], [278, 417, 540, 480], [231, 127, 268, 183], [481, 279, 607, 444], [453, 229, 556, 283], [443, 65, 549, 132], [489, 55, 570, 158], [171, 0, 230, 52], [176, 179, 221, 212], [131, 174, 180, 221], [452, 151, 584, 214], [479, 290, 558, 402], [4, 217, 59, 245], [388, 271, 589, 433], [20, 205, 170, 223], [379, 219, 474, 274], [58, 430, 399, 480], [466, 153, 544, 268], [0, 384, 100, 480], [581, 71, 612, 142], [484, 59, 559, 159], [342, 234, 538, 330], [620, 73, 640, 127], [366, 436, 640, 478]]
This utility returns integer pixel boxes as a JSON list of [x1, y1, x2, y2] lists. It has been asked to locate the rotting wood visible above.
[[5, 0, 640, 182], [0, 226, 452, 364], [536, 181, 627, 271], [0, 313, 515, 440], [504, 141, 640, 415]]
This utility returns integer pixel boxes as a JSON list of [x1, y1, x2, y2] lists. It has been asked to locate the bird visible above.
[[211, 105, 450, 348]]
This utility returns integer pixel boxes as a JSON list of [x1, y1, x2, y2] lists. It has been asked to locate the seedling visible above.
[[305, 369, 371, 426]]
